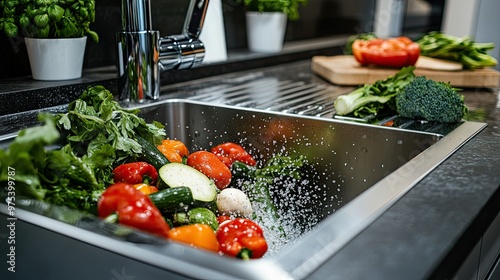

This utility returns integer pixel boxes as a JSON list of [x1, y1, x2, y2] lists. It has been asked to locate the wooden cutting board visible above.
[[311, 55, 500, 88]]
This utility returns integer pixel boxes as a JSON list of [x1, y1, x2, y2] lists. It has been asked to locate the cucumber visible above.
[[148, 187, 194, 213], [136, 136, 170, 170], [158, 163, 217, 203]]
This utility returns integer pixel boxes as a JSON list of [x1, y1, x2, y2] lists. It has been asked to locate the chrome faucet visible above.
[[116, 0, 209, 102]]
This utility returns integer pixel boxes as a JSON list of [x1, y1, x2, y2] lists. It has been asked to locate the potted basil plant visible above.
[[242, 0, 308, 53], [0, 0, 98, 80]]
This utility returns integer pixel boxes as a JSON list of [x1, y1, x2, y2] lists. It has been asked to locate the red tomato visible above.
[[211, 142, 256, 168], [217, 215, 232, 224], [187, 151, 232, 190], [352, 36, 420, 68]]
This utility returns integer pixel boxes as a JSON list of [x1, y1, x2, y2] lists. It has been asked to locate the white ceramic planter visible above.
[[25, 37, 87, 81], [199, 0, 228, 63], [246, 12, 287, 53]]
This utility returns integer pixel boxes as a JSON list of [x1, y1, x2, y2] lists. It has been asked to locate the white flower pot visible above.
[[246, 12, 287, 53], [199, 0, 227, 63], [25, 37, 87, 81]]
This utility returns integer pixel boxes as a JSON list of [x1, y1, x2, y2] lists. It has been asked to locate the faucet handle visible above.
[[116, 0, 210, 103], [183, 0, 209, 39]]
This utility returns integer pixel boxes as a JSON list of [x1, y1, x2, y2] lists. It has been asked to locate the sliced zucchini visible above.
[[158, 163, 217, 203]]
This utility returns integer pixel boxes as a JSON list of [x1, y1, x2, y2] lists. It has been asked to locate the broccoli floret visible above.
[[396, 76, 468, 123]]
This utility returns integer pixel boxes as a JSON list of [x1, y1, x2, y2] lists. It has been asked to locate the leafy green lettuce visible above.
[[0, 85, 167, 213]]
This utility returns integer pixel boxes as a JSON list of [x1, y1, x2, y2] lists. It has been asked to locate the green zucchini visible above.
[[136, 136, 170, 170], [173, 207, 219, 231], [158, 162, 217, 203], [148, 186, 194, 213]]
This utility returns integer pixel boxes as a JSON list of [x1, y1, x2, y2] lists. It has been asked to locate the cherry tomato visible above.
[[211, 142, 256, 168], [187, 151, 232, 190], [352, 36, 420, 68]]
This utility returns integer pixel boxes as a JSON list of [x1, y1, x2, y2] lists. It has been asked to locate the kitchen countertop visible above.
[[1, 57, 500, 279], [159, 62, 500, 279]]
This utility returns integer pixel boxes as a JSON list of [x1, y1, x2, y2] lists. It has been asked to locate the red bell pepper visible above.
[[352, 36, 420, 68], [98, 182, 170, 238], [216, 218, 268, 259], [211, 142, 256, 168], [113, 162, 158, 185]]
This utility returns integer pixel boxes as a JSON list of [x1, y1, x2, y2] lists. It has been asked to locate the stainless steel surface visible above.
[[126, 100, 489, 279], [117, 0, 208, 102], [1, 96, 482, 279], [121, 0, 152, 31], [0, 69, 488, 278]]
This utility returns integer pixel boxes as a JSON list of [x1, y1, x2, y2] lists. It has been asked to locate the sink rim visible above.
[[0, 98, 487, 280]]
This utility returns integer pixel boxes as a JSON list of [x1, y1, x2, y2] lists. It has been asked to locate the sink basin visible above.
[[0, 98, 485, 279]]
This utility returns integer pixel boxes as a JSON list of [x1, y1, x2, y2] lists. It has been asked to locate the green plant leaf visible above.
[[48, 4, 64, 22], [34, 14, 49, 28], [3, 21, 18, 37]]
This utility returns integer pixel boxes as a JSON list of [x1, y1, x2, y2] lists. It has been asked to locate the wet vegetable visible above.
[[136, 136, 170, 170], [133, 183, 158, 195], [158, 162, 217, 203], [216, 188, 253, 218], [98, 183, 171, 238], [157, 139, 189, 163], [0, 86, 166, 212], [187, 151, 232, 190], [113, 162, 158, 185], [173, 207, 219, 231], [211, 142, 256, 168], [216, 218, 268, 259], [168, 224, 220, 252], [148, 186, 194, 213]]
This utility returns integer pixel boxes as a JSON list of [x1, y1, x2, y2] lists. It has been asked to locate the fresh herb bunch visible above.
[[242, 0, 308, 20], [0, 86, 166, 213], [0, 0, 98, 42]]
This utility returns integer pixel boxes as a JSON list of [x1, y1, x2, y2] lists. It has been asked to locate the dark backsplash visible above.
[[2, 0, 443, 80]]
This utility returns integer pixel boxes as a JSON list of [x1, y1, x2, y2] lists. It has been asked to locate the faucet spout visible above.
[[116, 0, 209, 102]]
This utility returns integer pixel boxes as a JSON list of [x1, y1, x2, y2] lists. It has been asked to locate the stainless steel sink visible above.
[[0, 97, 486, 279]]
